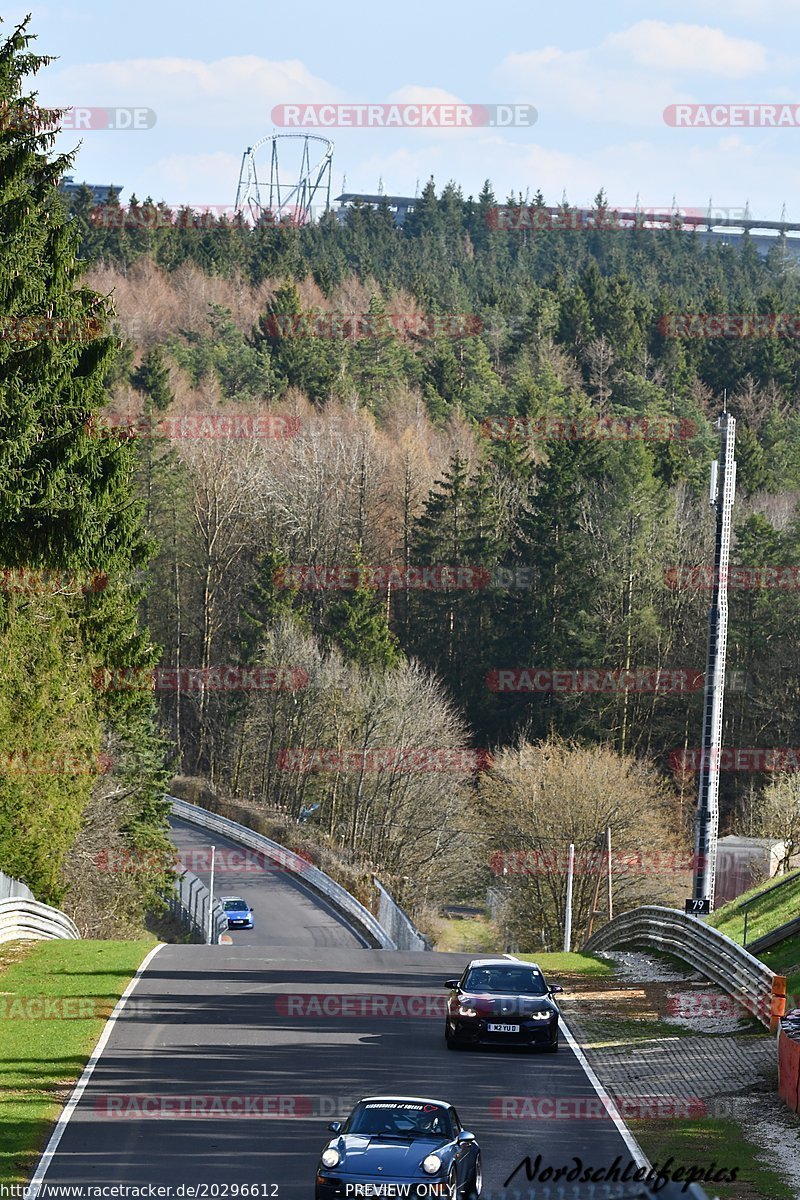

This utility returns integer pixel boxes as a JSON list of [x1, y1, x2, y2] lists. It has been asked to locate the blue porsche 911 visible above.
[[315, 1096, 482, 1200]]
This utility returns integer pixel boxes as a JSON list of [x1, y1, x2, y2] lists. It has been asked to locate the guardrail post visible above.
[[772, 975, 788, 1032]]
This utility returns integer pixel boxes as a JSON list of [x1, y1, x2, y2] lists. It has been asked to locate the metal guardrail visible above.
[[748, 915, 800, 956], [738, 868, 800, 948], [167, 867, 228, 943], [584, 904, 781, 1028], [168, 796, 398, 949], [0, 869, 35, 901], [0, 898, 80, 944], [374, 877, 430, 951]]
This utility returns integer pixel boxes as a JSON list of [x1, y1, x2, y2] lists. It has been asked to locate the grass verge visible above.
[[629, 1116, 795, 1199], [427, 914, 502, 953], [708, 871, 800, 945], [0, 938, 155, 1187], [759, 935, 800, 1004], [515, 950, 615, 977]]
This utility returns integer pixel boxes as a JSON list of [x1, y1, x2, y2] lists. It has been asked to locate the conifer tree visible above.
[[0, 17, 171, 903]]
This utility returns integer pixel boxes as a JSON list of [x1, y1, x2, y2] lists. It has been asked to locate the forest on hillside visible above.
[[62, 185, 800, 939], [3, 8, 800, 946]]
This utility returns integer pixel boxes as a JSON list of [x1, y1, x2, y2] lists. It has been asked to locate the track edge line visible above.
[[27, 941, 166, 1197]]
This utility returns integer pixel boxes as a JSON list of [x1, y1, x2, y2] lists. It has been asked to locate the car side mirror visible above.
[[458, 1131, 476, 1143], [549, 984, 564, 994], [444, 979, 460, 989], [327, 1121, 342, 1133]]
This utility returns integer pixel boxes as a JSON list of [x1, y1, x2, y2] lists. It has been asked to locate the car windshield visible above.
[[222, 900, 248, 911], [347, 1103, 453, 1140], [462, 966, 548, 995]]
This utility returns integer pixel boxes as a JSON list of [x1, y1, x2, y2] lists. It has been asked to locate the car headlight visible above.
[[321, 1148, 341, 1168], [422, 1155, 443, 1175], [458, 1005, 477, 1017], [531, 1010, 555, 1020]]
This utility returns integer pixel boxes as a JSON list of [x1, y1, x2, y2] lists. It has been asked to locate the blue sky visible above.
[[5, 0, 800, 219]]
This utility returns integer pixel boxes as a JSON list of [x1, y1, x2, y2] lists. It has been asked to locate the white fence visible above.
[[374, 878, 430, 951], [167, 867, 228, 943]]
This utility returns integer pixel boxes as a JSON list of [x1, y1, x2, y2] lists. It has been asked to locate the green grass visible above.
[[629, 1116, 795, 1199], [708, 870, 800, 946], [427, 918, 614, 976], [514, 950, 614, 976], [0, 939, 155, 1186], [429, 915, 501, 953], [759, 934, 800, 1006]]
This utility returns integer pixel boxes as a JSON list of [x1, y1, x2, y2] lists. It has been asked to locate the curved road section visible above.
[[32, 821, 646, 1199], [169, 815, 367, 949]]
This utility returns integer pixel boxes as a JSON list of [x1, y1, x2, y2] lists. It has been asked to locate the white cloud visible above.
[[607, 20, 766, 77], [502, 46, 673, 127], [500, 21, 769, 130], [38, 55, 340, 130]]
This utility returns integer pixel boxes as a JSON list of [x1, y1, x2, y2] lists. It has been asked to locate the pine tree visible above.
[[322, 575, 402, 672], [0, 17, 171, 903], [132, 345, 173, 411]]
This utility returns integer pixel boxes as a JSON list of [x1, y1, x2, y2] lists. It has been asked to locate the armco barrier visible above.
[[168, 796, 397, 949], [167, 867, 228, 944], [585, 904, 784, 1029], [0, 869, 35, 901], [374, 877, 430, 951], [0, 898, 80, 944]]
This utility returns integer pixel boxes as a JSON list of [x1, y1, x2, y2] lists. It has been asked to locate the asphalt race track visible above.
[[35, 946, 642, 1200], [168, 815, 367, 949]]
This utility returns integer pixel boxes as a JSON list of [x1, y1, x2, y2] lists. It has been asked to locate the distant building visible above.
[[59, 175, 123, 205], [714, 835, 797, 904], [335, 193, 417, 226]]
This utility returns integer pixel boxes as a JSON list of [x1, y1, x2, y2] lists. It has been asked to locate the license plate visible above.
[[488, 1023, 519, 1032]]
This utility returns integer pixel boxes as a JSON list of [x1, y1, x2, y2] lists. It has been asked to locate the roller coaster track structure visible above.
[[234, 133, 333, 225]]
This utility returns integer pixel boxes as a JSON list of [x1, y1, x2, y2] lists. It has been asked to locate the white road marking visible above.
[[27, 942, 165, 1198]]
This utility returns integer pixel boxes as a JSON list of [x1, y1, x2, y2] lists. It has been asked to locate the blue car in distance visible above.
[[315, 1096, 481, 1200], [220, 896, 254, 929]]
